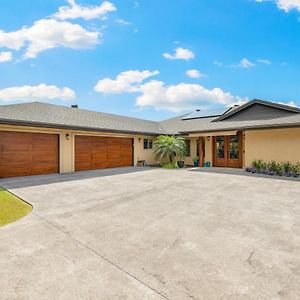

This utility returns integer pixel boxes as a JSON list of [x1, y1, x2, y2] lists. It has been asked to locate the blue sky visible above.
[[0, 0, 300, 121]]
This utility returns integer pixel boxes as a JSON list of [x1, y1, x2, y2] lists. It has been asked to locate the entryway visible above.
[[213, 133, 242, 168]]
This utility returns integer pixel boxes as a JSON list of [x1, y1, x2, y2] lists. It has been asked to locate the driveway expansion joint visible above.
[[32, 211, 169, 300]]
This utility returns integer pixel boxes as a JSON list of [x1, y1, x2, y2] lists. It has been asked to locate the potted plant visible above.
[[192, 157, 199, 167]]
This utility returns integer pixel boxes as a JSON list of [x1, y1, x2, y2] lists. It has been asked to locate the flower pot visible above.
[[177, 161, 184, 168]]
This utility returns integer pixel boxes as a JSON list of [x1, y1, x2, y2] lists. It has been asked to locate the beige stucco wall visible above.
[[133, 136, 156, 165], [204, 136, 213, 165], [244, 128, 300, 166], [59, 131, 75, 173]]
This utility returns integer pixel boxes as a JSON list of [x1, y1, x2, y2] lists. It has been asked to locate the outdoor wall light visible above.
[[66, 133, 70, 140], [138, 138, 141, 142]]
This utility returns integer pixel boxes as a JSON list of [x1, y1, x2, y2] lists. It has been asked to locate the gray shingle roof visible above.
[[0, 100, 299, 136], [161, 114, 300, 134], [0, 102, 161, 135]]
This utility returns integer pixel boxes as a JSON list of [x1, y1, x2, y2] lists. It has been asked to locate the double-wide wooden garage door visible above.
[[75, 136, 133, 171], [0, 131, 59, 178]]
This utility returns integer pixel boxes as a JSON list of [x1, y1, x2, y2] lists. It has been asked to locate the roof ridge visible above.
[[1, 101, 160, 124]]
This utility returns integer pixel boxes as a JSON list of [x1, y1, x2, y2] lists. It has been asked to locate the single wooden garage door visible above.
[[0, 131, 59, 178], [75, 136, 133, 171]]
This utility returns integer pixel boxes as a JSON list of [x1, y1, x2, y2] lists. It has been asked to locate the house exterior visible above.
[[0, 99, 299, 178]]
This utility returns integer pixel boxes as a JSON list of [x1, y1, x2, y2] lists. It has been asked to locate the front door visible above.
[[213, 133, 242, 168]]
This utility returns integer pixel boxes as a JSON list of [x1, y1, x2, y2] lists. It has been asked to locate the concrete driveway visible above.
[[0, 167, 299, 300]]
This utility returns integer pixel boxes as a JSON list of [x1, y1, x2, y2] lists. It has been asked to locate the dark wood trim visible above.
[[198, 137, 204, 167]]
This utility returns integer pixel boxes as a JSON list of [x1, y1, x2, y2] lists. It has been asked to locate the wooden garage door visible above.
[[0, 131, 59, 178], [75, 136, 133, 171]]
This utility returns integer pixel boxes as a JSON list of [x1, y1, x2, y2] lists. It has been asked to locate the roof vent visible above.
[[71, 104, 78, 109]]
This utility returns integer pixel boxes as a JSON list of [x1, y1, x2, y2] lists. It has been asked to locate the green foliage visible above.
[[153, 135, 187, 163], [192, 156, 199, 163], [252, 159, 264, 171], [282, 161, 293, 173], [267, 161, 277, 172], [161, 162, 178, 169], [250, 159, 300, 177]]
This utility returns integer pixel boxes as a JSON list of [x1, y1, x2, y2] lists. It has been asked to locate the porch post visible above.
[[198, 137, 204, 167]]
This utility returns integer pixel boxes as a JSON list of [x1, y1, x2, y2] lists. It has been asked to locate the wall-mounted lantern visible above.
[[66, 133, 70, 140]]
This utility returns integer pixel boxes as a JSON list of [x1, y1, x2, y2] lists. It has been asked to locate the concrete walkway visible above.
[[0, 168, 299, 299]]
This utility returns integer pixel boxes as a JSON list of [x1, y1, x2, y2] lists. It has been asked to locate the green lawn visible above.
[[0, 187, 32, 227]]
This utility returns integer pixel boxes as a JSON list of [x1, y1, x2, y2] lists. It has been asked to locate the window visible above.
[[144, 139, 153, 150], [185, 139, 191, 156], [216, 136, 225, 159]]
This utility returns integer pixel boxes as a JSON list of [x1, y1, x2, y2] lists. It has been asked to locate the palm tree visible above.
[[153, 135, 187, 163]]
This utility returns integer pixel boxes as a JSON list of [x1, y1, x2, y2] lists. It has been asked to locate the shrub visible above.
[[251, 159, 264, 172], [267, 161, 277, 173], [162, 162, 178, 169], [249, 160, 300, 177], [282, 161, 293, 174]]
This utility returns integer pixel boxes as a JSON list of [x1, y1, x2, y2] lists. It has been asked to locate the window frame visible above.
[[143, 138, 153, 150], [185, 139, 191, 157]]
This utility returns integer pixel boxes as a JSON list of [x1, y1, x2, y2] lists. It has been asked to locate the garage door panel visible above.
[[75, 135, 132, 171], [31, 163, 58, 175], [0, 131, 59, 178], [2, 151, 31, 162], [1, 165, 32, 178]]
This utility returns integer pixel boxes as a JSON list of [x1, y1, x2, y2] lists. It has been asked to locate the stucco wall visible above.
[[59, 131, 74, 173], [244, 128, 300, 166], [204, 137, 213, 165], [184, 138, 198, 166], [133, 136, 156, 165]]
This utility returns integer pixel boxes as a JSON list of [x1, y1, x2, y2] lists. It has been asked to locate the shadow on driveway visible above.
[[0, 167, 154, 189]]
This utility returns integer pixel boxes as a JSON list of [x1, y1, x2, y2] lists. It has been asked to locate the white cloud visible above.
[[186, 69, 206, 79], [0, 19, 100, 58], [0, 84, 76, 102], [255, 0, 300, 12], [136, 81, 245, 112], [116, 19, 131, 25], [232, 58, 255, 68], [257, 58, 271, 64], [94, 70, 159, 93], [0, 51, 12, 62], [94, 70, 245, 112], [275, 0, 300, 12], [213, 60, 223, 67], [163, 47, 195, 60], [53, 0, 116, 20]]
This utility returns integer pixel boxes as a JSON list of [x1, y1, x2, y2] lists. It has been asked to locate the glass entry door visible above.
[[227, 135, 240, 168], [215, 136, 226, 167], [213, 133, 242, 168]]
